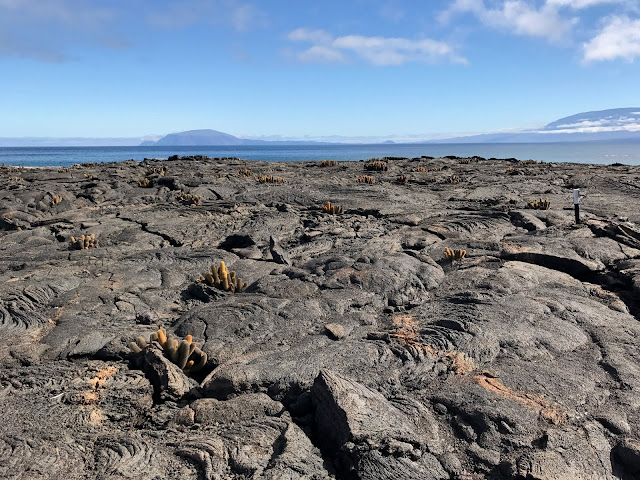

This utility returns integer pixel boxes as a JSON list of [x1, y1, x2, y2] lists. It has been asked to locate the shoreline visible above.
[[2, 142, 640, 166], [2, 154, 638, 170]]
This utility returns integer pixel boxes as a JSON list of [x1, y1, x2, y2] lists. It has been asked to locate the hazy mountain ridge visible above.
[[544, 108, 640, 131], [151, 129, 267, 146], [429, 108, 640, 144], [143, 129, 334, 146], [2, 108, 639, 147], [150, 109, 640, 146]]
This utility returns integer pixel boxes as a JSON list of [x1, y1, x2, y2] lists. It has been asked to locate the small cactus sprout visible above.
[[323, 201, 344, 215], [519, 159, 546, 165], [70, 234, 97, 250], [50, 194, 63, 206], [444, 247, 466, 261], [128, 328, 208, 374], [355, 175, 375, 184], [319, 160, 338, 167], [365, 161, 388, 171], [398, 174, 408, 184], [526, 198, 551, 210], [198, 261, 248, 293], [176, 191, 202, 206], [446, 175, 461, 184], [238, 168, 253, 177], [414, 166, 428, 172], [146, 166, 167, 176], [256, 175, 287, 184], [138, 178, 151, 188]]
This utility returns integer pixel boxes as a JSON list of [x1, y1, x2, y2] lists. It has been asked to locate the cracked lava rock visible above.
[[1, 155, 640, 479]]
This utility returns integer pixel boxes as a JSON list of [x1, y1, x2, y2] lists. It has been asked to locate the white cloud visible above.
[[553, 118, 639, 128], [298, 45, 347, 63], [0, 0, 114, 23], [540, 124, 640, 133], [288, 28, 334, 45], [583, 15, 640, 61], [287, 28, 467, 66], [547, 0, 622, 8], [230, 4, 266, 32], [0, 33, 69, 62], [0, 0, 118, 61], [148, 0, 266, 32], [0, 0, 265, 62], [441, 0, 576, 42]]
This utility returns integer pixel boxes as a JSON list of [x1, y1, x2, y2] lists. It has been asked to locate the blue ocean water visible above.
[[0, 143, 638, 167]]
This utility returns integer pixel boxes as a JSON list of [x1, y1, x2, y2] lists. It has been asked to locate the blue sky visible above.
[[1, 0, 639, 141]]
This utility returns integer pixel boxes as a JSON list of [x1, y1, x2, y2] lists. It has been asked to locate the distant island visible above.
[[146, 108, 640, 146], [427, 108, 640, 144], [140, 129, 335, 147], [1, 108, 639, 147]]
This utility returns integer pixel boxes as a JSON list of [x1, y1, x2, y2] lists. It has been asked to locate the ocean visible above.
[[1, 143, 639, 167]]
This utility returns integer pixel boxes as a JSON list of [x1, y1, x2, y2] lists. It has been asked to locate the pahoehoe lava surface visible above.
[[1, 156, 640, 479]]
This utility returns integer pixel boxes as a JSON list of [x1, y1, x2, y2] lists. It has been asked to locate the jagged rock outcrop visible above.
[[311, 369, 448, 479]]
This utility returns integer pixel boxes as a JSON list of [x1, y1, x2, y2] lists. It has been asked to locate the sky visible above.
[[1, 0, 640, 141]]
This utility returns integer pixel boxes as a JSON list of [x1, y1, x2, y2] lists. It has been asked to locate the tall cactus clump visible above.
[[355, 175, 376, 184], [70, 234, 97, 250], [319, 160, 338, 167], [256, 175, 287, 184], [129, 329, 208, 374], [198, 261, 247, 293], [365, 161, 388, 171], [146, 166, 167, 176], [323, 201, 344, 214], [446, 175, 461, 184], [176, 192, 202, 206], [526, 198, 550, 210]]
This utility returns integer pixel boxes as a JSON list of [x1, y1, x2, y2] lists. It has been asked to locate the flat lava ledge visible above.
[[1, 155, 640, 479]]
